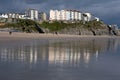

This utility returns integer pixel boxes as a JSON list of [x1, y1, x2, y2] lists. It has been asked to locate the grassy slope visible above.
[[0, 19, 107, 33]]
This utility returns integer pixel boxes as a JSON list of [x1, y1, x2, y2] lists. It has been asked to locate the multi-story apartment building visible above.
[[79, 12, 83, 20], [0, 13, 26, 19], [0, 9, 45, 21], [0, 14, 8, 18], [83, 13, 97, 21], [60, 10, 66, 20], [18, 14, 26, 19], [25, 9, 39, 20], [50, 9, 99, 22], [8, 13, 20, 19], [50, 10, 83, 21], [39, 12, 47, 21], [66, 10, 70, 20]]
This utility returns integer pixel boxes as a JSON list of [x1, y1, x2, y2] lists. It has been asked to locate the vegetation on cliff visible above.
[[40, 20, 106, 32], [0, 19, 38, 32], [0, 19, 107, 34]]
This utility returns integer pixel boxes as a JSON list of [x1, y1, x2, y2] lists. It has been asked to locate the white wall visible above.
[[49, 10, 99, 22]]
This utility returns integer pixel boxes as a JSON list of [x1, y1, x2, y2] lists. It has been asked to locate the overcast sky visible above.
[[0, 0, 120, 26]]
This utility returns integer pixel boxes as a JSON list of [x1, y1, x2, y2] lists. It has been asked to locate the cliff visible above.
[[0, 19, 119, 36]]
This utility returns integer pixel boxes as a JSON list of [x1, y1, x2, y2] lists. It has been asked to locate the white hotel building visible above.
[[50, 9, 99, 22], [50, 10, 82, 21], [25, 9, 39, 20]]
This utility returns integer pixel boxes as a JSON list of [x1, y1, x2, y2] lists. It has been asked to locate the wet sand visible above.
[[0, 32, 120, 47], [0, 32, 119, 39], [1, 32, 120, 80]]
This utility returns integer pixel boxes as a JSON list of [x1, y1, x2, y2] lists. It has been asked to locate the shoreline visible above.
[[0, 32, 120, 48], [0, 32, 120, 41]]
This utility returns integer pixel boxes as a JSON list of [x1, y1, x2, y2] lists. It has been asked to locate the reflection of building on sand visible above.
[[0, 39, 119, 66], [48, 46, 100, 66], [0, 46, 96, 66], [48, 46, 92, 65], [0, 45, 49, 63]]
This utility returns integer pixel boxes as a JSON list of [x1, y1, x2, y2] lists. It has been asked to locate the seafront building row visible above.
[[0, 9, 47, 21], [50, 10, 99, 22], [0, 9, 99, 23]]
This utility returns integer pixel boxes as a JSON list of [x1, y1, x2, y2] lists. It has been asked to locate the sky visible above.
[[0, 0, 120, 26]]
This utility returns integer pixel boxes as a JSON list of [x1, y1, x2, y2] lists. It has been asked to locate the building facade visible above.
[[39, 12, 47, 21], [83, 13, 97, 21], [50, 9, 83, 21], [25, 9, 39, 20], [0, 13, 20, 19], [50, 9, 99, 22]]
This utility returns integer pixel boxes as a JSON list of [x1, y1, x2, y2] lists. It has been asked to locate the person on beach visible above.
[[79, 31, 81, 35], [55, 31, 58, 35], [9, 31, 12, 35]]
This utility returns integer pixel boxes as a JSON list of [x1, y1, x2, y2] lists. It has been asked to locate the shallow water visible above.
[[0, 38, 120, 80]]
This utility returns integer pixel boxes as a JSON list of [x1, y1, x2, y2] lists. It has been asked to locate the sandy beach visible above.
[[0, 32, 120, 47], [0, 32, 120, 41]]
